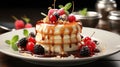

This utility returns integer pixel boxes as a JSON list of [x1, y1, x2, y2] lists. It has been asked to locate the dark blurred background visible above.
[[0, 0, 98, 10], [0, 0, 119, 9], [0, 0, 120, 28]]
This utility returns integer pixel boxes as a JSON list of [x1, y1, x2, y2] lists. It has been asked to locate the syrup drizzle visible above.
[[36, 22, 82, 55]]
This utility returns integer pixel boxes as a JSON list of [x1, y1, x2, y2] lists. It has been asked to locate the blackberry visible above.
[[29, 32, 35, 37], [53, 12, 60, 19], [94, 48, 100, 53], [80, 46, 91, 57], [18, 37, 28, 47], [34, 45, 45, 55]]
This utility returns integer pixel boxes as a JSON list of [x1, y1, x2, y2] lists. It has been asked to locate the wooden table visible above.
[[0, 8, 120, 67]]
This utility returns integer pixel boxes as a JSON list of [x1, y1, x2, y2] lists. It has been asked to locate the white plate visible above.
[[0, 27, 120, 66]]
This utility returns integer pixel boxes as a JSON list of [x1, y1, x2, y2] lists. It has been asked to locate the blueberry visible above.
[[29, 32, 35, 37], [53, 12, 60, 19], [34, 45, 45, 55], [80, 46, 91, 57], [18, 37, 28, 47], [59, 14, 67, 21]]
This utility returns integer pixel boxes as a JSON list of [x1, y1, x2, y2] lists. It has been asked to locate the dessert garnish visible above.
[[5, 35, 19, 51], [12, 16, 33, 29], [79, 8, 88, 16], [21, 16, 33, 28], [5, 1, 101, 58], [12, 16, 25, 30]]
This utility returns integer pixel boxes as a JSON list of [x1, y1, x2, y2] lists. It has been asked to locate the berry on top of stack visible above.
[[16, 2, 101, 58], [35, 2, 83, 55]]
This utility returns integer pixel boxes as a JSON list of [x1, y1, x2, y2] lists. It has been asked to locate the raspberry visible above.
[[48, 9, 58, 17], [25, 23, 32, 28], [83, 36, 91, 42], [34, 45, 45, 55], [49, 15, 57, 22], [57, 8, 65, 15], [28, 36, 36, 43], [26, 42, 35, 52], [68, 15, 76, 22], [15, 20, 25, 29], [85, 40, 96, 52], [18, 37, 28, 47], [80, 45, 91, 57]]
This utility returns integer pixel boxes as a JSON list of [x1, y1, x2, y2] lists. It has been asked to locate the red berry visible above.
[[25, 23, 32, 28], [15, 20, 25, 29], [48, 9, 58, 17], [49, 15, 57, 22], [83, 36, 91, 42], [68, 15, 76, 22], [57, 8, 65, 15], [26, 42, 35, 52], [28, 37, 36, 43], [85, 40, 96, 52]]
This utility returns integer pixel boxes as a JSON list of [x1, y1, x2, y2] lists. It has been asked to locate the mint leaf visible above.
[[64, 2, 72, 10], [5, 40, 11, 45], [58, 5, 64, 8], [65, 10, 69, 14], [21, 16, 30, 23], [23, 29, 29, 37], [79, 8, 88, 16], [11, 43, 18, 51], [5, 35, 19, 51], [11, 35, 19, 44]]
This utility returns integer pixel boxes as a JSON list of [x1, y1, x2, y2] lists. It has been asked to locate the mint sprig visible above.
[[5, 35, 19, 51], [63, 2, 72, 11], [79, 8, 88, 16], [5, 40, 11, 45], [58, 2, 72, 14], [23, 29, 29, 37], [21, 16, 30, 23], [11, 35, 19, 43], [58, 5, 64, 8]]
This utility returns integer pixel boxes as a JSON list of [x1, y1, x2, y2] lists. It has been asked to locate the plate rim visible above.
[[0, 27, 120, 62]]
